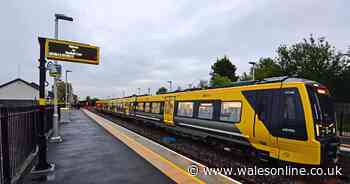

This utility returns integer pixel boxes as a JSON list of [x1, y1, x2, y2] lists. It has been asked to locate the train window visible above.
[[198, 103, 214, 119], [280, 88, 307, 140], [283, 93, 296, 120], [220, 102, 241, 122], [151, 103, 161, 114], [137, 103, 144, 112], [177, 102, 193, 117], [160, 102, 164, 114], [118, 103, 123, 112], [145, 103, 151, 112]]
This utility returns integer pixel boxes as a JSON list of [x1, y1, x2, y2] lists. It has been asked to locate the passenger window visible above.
[[198, 103, 214, 119], [177, 102, 193, 117], [145, 103, 151, 112], [220, 102, 241, 122], [137, 103, 144, 112], [119, 104, 124, 112], [160, 102, 164, 114], [151, 103, 161, 114]]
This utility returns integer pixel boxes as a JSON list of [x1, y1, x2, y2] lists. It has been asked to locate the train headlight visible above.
[[316, 124, 320, 137]]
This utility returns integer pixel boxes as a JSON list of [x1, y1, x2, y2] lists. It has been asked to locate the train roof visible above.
[[97, 76, 319, 102], [157, 76, 317, 95]]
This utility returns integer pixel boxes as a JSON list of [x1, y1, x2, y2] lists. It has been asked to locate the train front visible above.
[[306, 83, 339, 164]]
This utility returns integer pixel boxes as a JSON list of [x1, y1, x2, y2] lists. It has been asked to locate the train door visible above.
[[276, 88, 310, 164], [164, 96, 175, 126], [124, 102, 129, 115], [243, 89, 280, 159]]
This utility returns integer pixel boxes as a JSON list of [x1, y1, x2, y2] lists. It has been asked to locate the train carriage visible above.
[[95, 77, 338, 165]]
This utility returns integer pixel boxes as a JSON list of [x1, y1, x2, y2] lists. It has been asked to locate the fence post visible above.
[[1, 108, 11, 184], [340, 112, 344, 136], [32, 107, 38, 153]]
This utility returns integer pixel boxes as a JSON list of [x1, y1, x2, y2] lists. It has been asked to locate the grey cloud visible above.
[[1, 0, 349, 99]]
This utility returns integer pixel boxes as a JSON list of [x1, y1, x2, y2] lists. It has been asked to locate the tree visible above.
[[275, 35, 348, 100], [248, 34, 350, 101], [210, 74, 232, 87], [198, 80, 209, 89], [239, 72, 252, 81], [254, 57, 283, 80], [176, 86, 182, 91], [54, 81, 72, 104], [210, 56, 238, 82], [73, 94, 79, 105], [91, 97, 99, 106], [156, 87, 168, 94]]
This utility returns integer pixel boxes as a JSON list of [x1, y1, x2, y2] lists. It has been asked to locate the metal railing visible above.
[[0, 105, 53, 184], [335, 103, 350, 137], [338, 112, 350, 137]]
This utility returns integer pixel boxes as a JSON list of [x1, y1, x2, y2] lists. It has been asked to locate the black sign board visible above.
[[45, 39, 99, 65]]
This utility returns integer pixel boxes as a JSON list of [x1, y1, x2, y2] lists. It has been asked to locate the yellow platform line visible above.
[[83, 109, 205, 184]]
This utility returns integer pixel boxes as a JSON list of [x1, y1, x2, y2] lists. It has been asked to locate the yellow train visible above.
[[95, 77, 339, 165]]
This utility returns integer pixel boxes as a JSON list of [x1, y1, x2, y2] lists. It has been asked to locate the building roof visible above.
[[0, 78, 53, 97]]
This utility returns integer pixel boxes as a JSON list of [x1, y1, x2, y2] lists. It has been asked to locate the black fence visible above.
[[338, 112, 350, 136], [0, 105, 53, 184], [335, 103, 350, 136]]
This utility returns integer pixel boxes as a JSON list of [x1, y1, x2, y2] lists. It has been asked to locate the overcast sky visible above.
[[1, 0, 349, 99]]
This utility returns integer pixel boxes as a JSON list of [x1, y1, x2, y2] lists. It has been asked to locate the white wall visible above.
[[0, 80, 39, 100]]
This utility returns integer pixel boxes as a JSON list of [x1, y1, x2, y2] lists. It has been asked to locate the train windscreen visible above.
[[307, 84, 336, 137]]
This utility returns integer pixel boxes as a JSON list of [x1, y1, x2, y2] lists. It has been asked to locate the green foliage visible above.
[[255, 57, 283, 80], [210, 56, 238, 82], [198, 80, 209, 89], [73, 94, 79, 104], [56, 81, 67, 103], [176, 86, 182, 91], [239, 72, 252, 81], [210, 74, 232, 87], [250, 34, 350, 101], [276, 35, 349, 100], [156, 86, 168, 94], [276, 35, 342, 80]]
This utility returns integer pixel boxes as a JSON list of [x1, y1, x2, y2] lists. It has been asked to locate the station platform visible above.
[[25, 109, 237, 184], [24, 110, 174, 184]]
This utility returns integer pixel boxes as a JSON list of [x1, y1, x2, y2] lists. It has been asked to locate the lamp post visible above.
[[167, 81, 172, 92], [65, 70, 72, 108], [51, 13, 73, 143], [249, 62, 257, 81]]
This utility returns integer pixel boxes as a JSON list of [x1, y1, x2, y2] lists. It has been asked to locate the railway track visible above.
[[91, 109, 350, 184]]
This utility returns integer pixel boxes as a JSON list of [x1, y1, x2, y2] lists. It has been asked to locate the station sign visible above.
[[48, 63, 62, 77], [45, 38, 100, 65]]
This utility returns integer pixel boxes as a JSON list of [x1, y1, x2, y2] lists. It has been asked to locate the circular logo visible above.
[[187, 164, 199, 176]]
